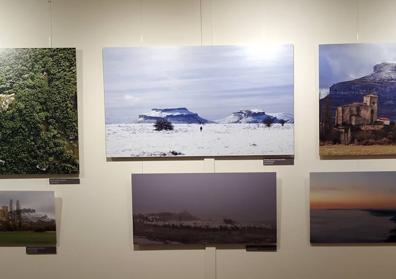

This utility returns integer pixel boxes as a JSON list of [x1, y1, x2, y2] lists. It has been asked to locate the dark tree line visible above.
[[262, 117, 286, 127]]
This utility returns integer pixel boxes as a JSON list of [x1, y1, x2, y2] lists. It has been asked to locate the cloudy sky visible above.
[[311, 172, 396, 209], [104, 45, 293, 123], [320, 43, 396, 91], [132, 173, 276, 223], [0, 191, 55, 219]]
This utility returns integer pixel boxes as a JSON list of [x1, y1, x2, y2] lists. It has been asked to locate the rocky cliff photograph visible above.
[[103, 45, 294, 158], [0, 48, 79, 175], [132, 173, 277, 247], [319, 43, 396, 157]]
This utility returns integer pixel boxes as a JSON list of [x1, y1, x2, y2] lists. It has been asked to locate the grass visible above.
[[0, 231, 56, 246], [320, 144, 396, 157]]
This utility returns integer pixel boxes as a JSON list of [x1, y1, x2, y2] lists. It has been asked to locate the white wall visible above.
[[0, 0, 396, 278]]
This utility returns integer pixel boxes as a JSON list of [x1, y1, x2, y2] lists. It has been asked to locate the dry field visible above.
[[320, 145, 396, 157]]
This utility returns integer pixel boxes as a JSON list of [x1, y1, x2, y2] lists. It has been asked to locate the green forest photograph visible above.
[[0, 48, 78, 175]]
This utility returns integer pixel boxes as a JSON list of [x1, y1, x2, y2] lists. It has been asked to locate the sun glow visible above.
[[243, 44, 284, 61], [311, 191, 396, 209]]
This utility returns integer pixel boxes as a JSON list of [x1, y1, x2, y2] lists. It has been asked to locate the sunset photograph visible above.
[[310, 172, 396, 243]]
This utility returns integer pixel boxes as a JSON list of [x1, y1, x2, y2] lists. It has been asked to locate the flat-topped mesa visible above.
[[218, 109, 294, 124], [149, 107, 192, 116], [140, 211, 200, 222], [137, 107, 211, 124]]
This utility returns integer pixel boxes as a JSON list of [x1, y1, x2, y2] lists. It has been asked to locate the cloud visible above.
[[104, 45, 294, 123], [0, 191, 55, 218], [319, 43, 396, 89], [124, 95, 140, 102]]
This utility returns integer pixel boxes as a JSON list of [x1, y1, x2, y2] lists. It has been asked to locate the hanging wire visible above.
[[139, 0, 144, 43], [210, 0, 214, 45], [48, 0, 54, 47], [200, 0, 203, 45], [355, 0, 359, 41], [200, 0, 214, 46]]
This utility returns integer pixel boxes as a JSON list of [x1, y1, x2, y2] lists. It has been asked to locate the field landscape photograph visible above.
[[132, 173, 277, 247], [310, 172, 396, 244], [0, 48, 79, 175], [103, 45, 294, 158], [0, 191, 56, 246], [320, 44, 396, 157]]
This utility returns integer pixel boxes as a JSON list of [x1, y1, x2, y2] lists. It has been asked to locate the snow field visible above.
[[106, 123, 294, 157]]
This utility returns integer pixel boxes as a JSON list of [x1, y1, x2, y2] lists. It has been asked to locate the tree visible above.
[[262, 117, 274, 127], [154, 118, 174, 131], [279, 119, 286, 126]]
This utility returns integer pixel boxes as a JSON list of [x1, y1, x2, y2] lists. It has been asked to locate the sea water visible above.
[[310, 209, 396, 243]]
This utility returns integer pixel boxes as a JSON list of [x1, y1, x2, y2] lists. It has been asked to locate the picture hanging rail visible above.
[[132, 172, 277, 249], [103, 45, 294, 162], [0, 48, 79, 177], [319, 43, 396, 158]]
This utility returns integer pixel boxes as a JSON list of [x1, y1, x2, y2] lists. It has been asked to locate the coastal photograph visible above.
[[132, 173, 277, 246], [0, 48, 79, 175], [319, 43, 396, 157], [0, 191, 56, 246], [103, 45, 294, 158], [310, 172, 396, 244]]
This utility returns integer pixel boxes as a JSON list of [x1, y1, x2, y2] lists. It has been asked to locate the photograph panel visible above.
[[104, 45, 294, 159], [0, 191, 56, 246], [319, 43, 396, 158], [310, 172, 396, 244], [0, 48, 79, 175], [132, 173, 277, 247]]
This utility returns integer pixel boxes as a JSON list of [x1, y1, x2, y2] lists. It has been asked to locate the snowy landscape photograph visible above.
[[320, 44, 396, 157], [132, 173, 277, 246], [0, 191, 56, 246], [103, 45, 294, 158], [311, 172, 396, 244]]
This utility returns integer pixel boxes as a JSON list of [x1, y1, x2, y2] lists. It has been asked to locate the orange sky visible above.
[[311, 172, 396, 209]]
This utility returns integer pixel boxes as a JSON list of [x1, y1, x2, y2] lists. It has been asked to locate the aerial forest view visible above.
[[0, 48, 78, 175]]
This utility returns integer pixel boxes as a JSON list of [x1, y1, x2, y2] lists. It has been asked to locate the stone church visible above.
[[335, 94, 378, 126]]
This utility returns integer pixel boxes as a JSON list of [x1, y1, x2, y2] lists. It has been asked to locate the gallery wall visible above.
[[0, 0, 396, 278]]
